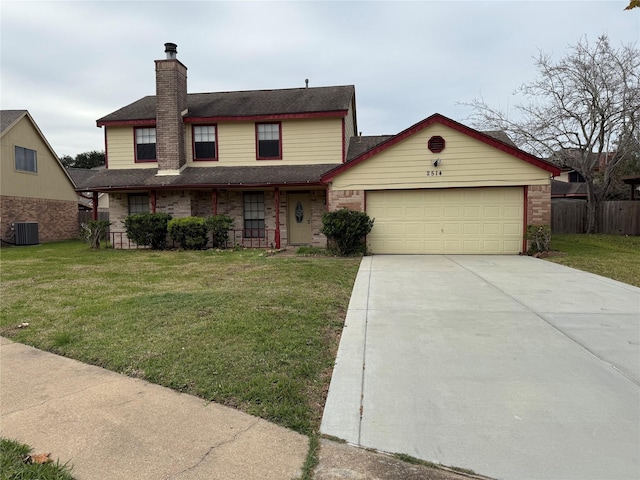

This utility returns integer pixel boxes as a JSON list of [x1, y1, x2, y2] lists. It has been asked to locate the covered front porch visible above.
[[93, 186, 328, 250]]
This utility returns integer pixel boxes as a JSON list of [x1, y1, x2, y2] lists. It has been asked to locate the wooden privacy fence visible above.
[[78, 211, 110, 235], [552, 200, 640, 235]]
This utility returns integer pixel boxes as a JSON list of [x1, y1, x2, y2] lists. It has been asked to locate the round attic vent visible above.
[[428, 136, 445, 153]]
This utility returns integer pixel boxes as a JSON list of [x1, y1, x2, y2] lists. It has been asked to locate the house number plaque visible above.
[[426, 171, 443, 176]]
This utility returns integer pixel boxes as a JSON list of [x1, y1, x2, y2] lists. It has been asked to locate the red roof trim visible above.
[[98, 111, 347, 127], [75, 181, 325, 193], [322, 113, 561, 182], [97, 119, 156, 127], [185, 110, 347, 123]]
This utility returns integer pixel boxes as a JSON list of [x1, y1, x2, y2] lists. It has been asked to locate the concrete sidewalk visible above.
[[1, 336, 474, 480], [0, 337, 307, 480]]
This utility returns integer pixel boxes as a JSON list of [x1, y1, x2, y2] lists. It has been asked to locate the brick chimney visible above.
[[155, 42, 187, 175]]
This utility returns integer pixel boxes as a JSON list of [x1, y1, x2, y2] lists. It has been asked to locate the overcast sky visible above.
[[1, 1, 638, 157]]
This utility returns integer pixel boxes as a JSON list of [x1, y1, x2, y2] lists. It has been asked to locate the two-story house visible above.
[[76, 43, 560, 254], [1, 110, 79, 244]]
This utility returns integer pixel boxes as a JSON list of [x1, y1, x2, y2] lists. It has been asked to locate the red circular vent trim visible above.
[[428, 136, 445, 153]]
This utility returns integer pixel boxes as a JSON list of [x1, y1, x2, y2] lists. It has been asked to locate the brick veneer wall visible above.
[[108, 188, 330, 249], [0, 195, 78, 243], [527, 184, 551, 225], [155, 59, 187, 172], [327, 189, 365, 212]]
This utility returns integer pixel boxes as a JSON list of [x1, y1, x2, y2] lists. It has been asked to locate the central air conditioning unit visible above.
[[13, 222, 39, 245]]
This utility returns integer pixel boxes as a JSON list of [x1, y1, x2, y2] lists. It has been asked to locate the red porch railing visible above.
[[108, 229, 278, 250]]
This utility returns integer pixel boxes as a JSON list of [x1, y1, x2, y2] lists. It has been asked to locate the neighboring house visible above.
[[1, 110, 79, 244], [75, 43, 560, 254], [552, 167, 587, 200]]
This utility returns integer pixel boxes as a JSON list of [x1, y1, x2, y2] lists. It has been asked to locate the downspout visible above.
[[212, 189, 218, 215], [522, 186, 529, 253], [274, 188, 281, 249], [151, 190, 157, 213], [92, 192, 99, 221]]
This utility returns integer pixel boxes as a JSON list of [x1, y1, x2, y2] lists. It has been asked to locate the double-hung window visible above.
[[256, 123, 281, 159], [193, 125, 217, 161], [128, 193, 150, 214], [135, 127, 156, 162], [15, 146, 37, 173], [243, 192, 265, 238]]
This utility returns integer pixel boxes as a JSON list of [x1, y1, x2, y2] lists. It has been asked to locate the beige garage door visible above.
[[366, 187, 524, 254]]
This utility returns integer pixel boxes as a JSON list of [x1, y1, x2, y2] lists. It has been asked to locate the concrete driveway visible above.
[[321, 255, 640, 480]]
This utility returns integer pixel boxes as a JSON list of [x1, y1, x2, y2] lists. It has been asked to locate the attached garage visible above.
[[323, 114, 560, 255], [366, 187, 523, 254]]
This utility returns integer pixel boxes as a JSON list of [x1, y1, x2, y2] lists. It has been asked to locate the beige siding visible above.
[[332, 124, 551, 190], [0, 116, 77, 201], [189, 118, 344, 167], [106, 127, 156, 169]]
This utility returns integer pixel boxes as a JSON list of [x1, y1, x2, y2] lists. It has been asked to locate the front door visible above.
[[288, 193, 312, 244]]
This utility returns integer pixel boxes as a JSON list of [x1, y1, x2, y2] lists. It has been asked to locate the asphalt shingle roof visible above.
[[97, 86, 355, 124], [1, 110, 27, 135], [73, 164, 339, 191]]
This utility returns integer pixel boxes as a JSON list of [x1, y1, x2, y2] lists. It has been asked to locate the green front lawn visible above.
[[0, 241, 361, 435], [546, 234, 640, 287]]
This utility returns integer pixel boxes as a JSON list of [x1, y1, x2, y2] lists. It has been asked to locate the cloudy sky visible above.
[[1, 1, 638, 157]]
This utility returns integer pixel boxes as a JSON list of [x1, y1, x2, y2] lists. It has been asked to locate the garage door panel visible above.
[[504, 206, 521, 218], [463, 223, 480, 235], [367, 187, 523, 254], [503, 223, 521, 235], [483, 223, 500, 235]]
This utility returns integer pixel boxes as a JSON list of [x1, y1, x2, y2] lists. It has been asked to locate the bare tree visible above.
[[466, 35, 640, 233]]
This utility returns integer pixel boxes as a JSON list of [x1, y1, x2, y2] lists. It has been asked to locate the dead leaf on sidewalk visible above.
[[24, 453, 52, 464]]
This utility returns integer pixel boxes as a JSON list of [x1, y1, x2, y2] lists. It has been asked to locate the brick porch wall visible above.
[[108, 188, 329, 249], [0, 195, 78, 243], [327, 189, 365, 212], [527, 184, 551, 225]]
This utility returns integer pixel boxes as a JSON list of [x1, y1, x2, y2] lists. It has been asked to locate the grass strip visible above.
[[0, 438, 74, 480], [546, 234, 640, 287]]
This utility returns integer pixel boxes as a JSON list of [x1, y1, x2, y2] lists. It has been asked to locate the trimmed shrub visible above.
[[321, 208, 374, 256], [168, 217, 209, 250], [205, 214, 234, 248], [526, 224, 552, 254], [123, 212, 172, 249]]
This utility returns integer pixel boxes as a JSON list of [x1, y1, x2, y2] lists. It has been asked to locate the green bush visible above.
[[526, 224, 552, 254], [123, 212, 172, 249], [168, 217, 209, 250], [205, 214, 234, 248], [321, 208, 374, 256]]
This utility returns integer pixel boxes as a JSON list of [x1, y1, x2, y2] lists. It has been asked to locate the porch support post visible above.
[[151, 190, 157, 213], [212, 189, 218, 215], [274, 188, 281, 249], [92, 192, 98, 220]]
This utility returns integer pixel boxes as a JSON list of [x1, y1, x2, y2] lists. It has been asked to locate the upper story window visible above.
[[256, 123, 281, 160], [15, 146, 37, 173], [135, 127, 156, 162], [193, 125, 217, 161]]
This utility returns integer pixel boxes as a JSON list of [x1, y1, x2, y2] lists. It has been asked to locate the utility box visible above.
[[13, 222, 39, 245]]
